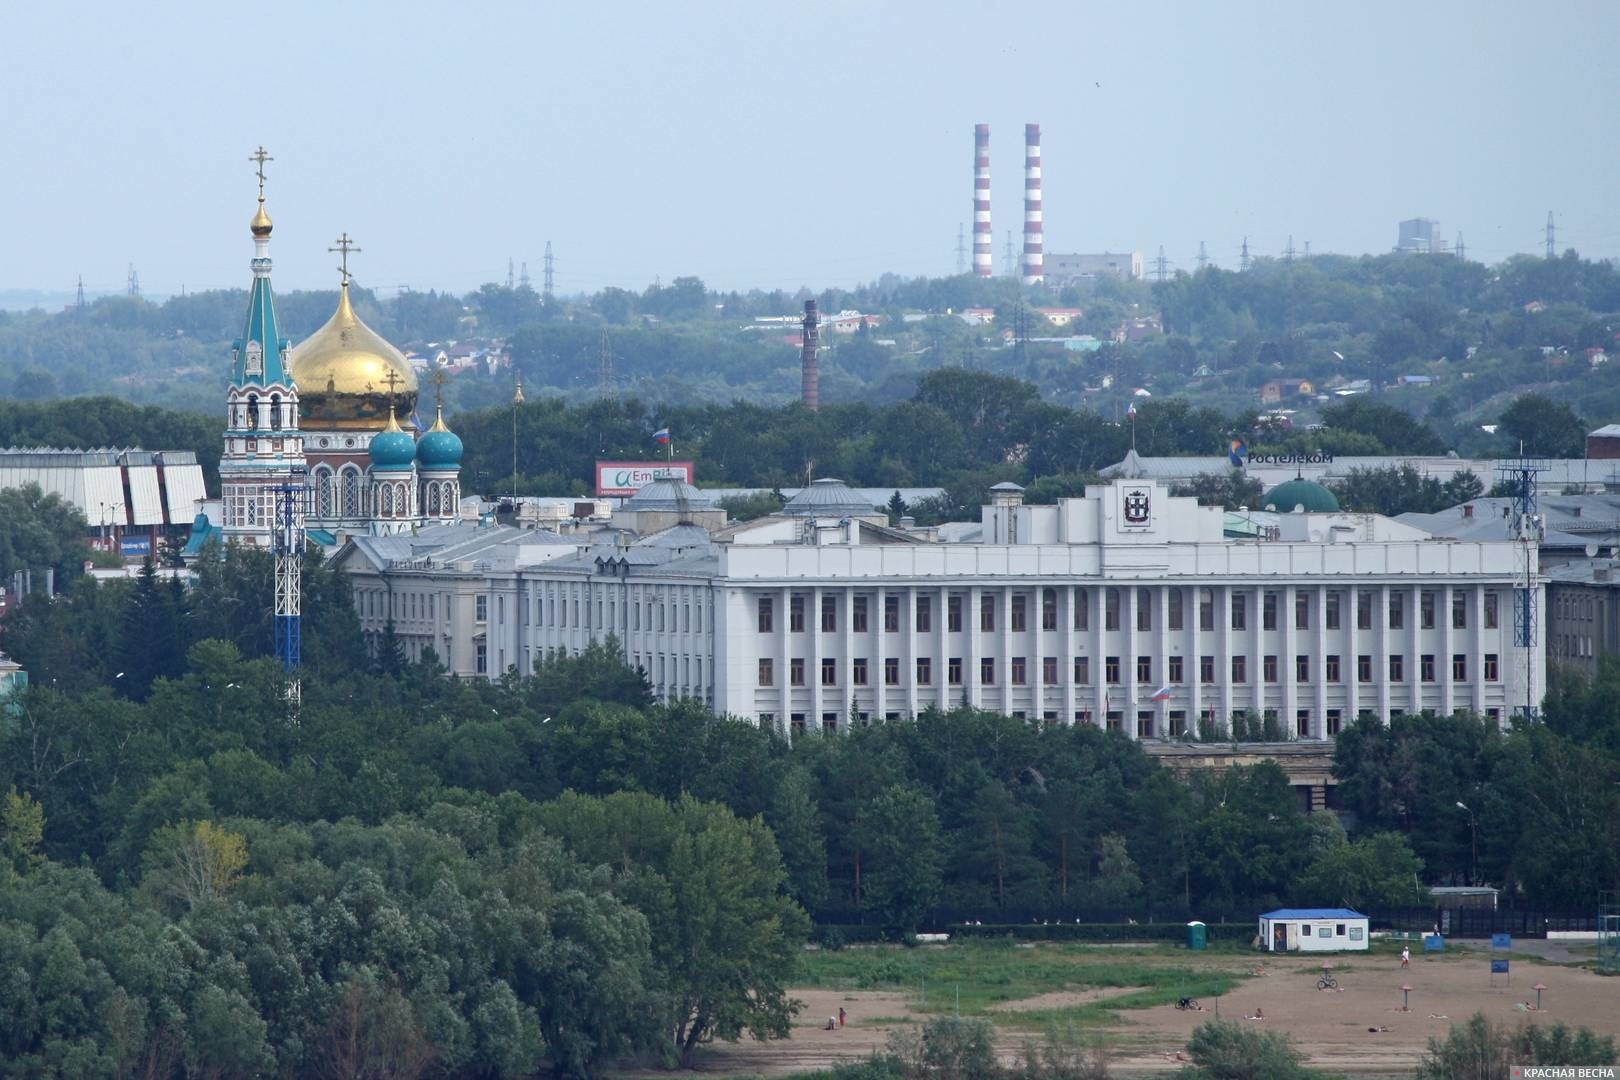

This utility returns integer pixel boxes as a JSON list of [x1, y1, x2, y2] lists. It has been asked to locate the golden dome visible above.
[[289, 282, 418, 430], [251, 199, 273, 237]]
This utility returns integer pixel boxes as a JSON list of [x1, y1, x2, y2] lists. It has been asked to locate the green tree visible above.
[[1184, 1019, 1320, 1080], [1295, 831, 1429, 909], [860, 784, 944, 931], [1416, 1012, 1617, 1078], [1172, 469, 1265, 510], [538, 791, 808, 1067], [1499, 394, 1585, 457]]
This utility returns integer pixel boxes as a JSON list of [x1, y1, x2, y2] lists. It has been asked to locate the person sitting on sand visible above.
[[1243, 1009, 1264, 1021]]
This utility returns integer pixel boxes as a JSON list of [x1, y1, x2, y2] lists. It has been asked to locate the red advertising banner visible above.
[[596, 460, 696, 497]]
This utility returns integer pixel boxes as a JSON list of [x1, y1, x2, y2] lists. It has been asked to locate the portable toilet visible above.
[[1188, 921, 1207, 950]]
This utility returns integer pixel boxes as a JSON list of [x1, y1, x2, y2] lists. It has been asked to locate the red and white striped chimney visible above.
[[1022, 123, 1043, 285], [973, 124, 992, 277]]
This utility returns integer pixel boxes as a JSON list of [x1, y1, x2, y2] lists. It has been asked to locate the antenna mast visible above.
[[1495, 453, 1548, 722], [273, 466, 307, 711]]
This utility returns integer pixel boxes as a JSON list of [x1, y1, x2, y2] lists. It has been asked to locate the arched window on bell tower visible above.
[[270, 393, 282, 430], [246, 392, 259, 430]]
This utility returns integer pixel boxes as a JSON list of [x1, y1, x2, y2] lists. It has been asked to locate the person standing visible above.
[[1401, 946, 1410, 969], [838, 1007, 847, 1028]]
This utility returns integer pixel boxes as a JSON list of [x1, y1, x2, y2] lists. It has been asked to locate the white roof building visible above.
[[333, 478, 1542, 739]]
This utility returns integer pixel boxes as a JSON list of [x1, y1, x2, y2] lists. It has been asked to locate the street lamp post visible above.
[[1456, 801, 1478, 886]]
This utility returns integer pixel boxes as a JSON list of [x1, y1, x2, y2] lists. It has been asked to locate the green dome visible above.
[[1262, 479, 1340, 513]]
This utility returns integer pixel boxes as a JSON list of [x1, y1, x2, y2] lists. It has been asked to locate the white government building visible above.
[[335, 476, 1542, 738]]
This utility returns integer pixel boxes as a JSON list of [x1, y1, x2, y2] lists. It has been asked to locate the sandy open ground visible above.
[[664, 947, 1620, 1079]]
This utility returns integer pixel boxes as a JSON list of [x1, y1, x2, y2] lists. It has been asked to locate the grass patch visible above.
[[796, 940, 1243, 1026]]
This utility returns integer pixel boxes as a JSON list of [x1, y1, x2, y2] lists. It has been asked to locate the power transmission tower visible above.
[[1283, 235, 1297, 263], [597, 329, 615, 400], [1196, 241, 1209, 271], [1303, 240, 1311, 259], [1545, 211, 1556, 258], [1153, 246, 1169, 282], [542, 241, 555, 301], [75, 275, 85, 314], [126, 264, 140, 298], [507, 257, 515, 289], [1240, 236, 1251, 273], [955, 223, 967, 275], [1456, 233, 1467, 261], [1014, 302, 1031, 365], [519, 261, 531, 290], [1003, 230, 1017, 278]]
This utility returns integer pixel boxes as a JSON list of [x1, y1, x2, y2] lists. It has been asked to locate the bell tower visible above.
[[220, 147, 306, 547]]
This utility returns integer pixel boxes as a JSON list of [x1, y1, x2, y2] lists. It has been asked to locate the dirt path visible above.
[[1102, 954, 1620, 1077], [647, 953, 1620, 1078]]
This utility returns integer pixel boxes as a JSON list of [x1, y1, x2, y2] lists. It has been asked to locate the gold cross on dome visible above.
[[249, 146, 273, 199], [329, 232, 361, 284], [430, 365, 448, 410]]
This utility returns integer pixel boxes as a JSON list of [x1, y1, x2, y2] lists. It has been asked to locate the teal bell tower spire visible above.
[[220, 147, 306, 548], [235, 146, 291, 386]]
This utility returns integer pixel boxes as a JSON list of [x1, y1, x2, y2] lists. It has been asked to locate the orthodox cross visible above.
[[249, 146, 273, 199], [329, 233, 361, 285], [430, 365, 448, 412]]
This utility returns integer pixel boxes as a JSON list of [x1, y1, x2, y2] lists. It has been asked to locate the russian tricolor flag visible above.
[[653, 427, 671, 444]]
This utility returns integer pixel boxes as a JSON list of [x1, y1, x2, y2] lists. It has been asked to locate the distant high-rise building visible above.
[[1397, 218, 1441, 254]]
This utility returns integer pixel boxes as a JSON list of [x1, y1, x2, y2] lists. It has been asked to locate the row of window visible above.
[[508, 586, 709, 636], [757, 587, 1502, 635], [757, 651, 1502, 688], [761, 705, 1504, 738]]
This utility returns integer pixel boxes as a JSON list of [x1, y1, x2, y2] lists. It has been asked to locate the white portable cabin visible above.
[[1258, 908, 1369, 952]]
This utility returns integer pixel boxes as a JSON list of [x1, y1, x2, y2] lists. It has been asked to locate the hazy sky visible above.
[[5, 0, 1618, 300]]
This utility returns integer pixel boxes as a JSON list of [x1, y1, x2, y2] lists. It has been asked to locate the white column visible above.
[[967, 586, 982, 710], [1282, 585, 1298, 737]]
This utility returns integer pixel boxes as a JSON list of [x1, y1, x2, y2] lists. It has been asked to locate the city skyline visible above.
[[4, 0, 1618, 300]]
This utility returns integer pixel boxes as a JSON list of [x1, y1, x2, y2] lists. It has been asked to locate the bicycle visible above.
[[1175, 997, 1201, 1011], [1317, 973, 1339, 990]]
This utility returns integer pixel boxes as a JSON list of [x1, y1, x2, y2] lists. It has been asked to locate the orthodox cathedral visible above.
[[217, 151, 462, 549]]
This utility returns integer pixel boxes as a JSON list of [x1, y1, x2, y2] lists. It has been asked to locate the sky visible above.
[[4, 0, 1619, 301]]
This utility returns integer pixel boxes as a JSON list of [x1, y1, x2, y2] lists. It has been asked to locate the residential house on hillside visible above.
[[1260, 377, 1315, 405]]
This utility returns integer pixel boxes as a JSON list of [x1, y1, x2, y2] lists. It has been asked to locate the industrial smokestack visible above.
[[801, 299, 820, 411], [973, 124, 992, 277], [1022, 123, 1043, 285]]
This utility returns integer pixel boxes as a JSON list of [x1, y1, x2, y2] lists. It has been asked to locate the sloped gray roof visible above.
[[782, 478, 879, 517]]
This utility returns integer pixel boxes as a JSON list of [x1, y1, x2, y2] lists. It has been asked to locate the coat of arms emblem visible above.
[[1123, 488, 1151, 524]]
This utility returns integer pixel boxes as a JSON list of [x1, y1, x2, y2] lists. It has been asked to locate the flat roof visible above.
[[1260, 908, 1367, 920]]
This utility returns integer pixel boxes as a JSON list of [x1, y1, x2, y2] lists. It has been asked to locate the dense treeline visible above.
[[7, 248, 1620, 426], [4, 544, 1619, 1073]]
